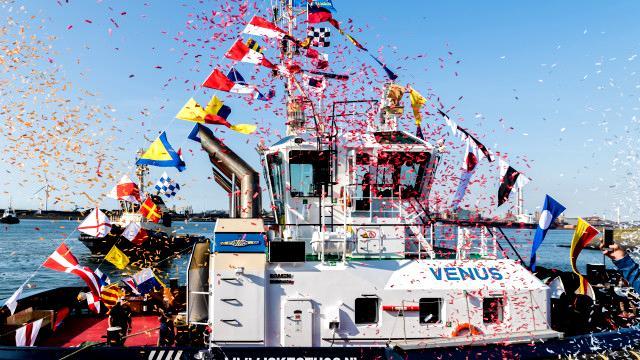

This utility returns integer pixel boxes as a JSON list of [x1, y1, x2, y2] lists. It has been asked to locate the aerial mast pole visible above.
[[135, 148, 149, 213], [276, 0, 300, 136]]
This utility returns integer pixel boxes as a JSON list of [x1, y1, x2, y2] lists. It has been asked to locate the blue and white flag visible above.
[[132, 268, 165, 295], [310, 0, 336, 12], [530, 195, 566, 271], [95, 269, 111, 288], [227, 68, 274, 101], [155, 171, 181, 198]]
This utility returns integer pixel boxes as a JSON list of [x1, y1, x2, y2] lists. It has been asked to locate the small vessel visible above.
[[0, 197, 19, 224], [78, 165, 206, 265]]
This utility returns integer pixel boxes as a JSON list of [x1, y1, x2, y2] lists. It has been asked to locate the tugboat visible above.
[[2, 1, 640, 359], [3, 96, 640, 359], [181, 94, 564, 353], [78, 164, 206, 265], [0, 197, 19, 224]]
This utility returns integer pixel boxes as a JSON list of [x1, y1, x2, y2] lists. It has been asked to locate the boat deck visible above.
[[41, 315, 159, 347]]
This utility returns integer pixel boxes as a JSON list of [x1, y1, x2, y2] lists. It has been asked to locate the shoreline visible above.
[[3, 210, 223, 222]]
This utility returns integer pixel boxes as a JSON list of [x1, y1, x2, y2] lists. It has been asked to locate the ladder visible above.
[[318, 106, 339, 232], [402, 198, 436, 259], [408, 224, 436, 259]]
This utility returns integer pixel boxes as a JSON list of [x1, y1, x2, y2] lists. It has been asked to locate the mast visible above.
[[135, 148, 149, 216], [276, 0, 299, 136], [135, 148, 149, 196]]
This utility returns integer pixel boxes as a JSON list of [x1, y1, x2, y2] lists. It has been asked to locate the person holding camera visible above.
[[601, 241, 640, 293]]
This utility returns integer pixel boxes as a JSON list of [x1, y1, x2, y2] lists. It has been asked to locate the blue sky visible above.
[[2, 1, 640, 220]]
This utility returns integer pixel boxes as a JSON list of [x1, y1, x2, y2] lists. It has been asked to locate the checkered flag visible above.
[[154, 172, 181, 198], [307, 26, 330, 47]]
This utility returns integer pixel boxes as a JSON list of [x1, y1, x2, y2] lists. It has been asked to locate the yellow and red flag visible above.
[[175, 96, 256, 134], [101, 284, 125, 311], [569, 218, 600, 297], [140, 196, 162, 223]]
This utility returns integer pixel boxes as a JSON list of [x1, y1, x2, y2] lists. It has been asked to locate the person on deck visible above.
[[601, 241, 640, 293], [109, 299, 133, 341], [158, 315, 175, 346]]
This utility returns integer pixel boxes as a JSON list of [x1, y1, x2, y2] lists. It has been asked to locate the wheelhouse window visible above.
[[266, 152, 285, 219], [354, 152, 372, 211], [376, 151, 430, 198], [419, 298, 442, 324], [483, 297, 504, 324], [355, 297, 378, 324], [289, 150, 330, 197]]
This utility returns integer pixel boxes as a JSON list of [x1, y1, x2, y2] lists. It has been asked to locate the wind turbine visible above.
[[32, 176, 50, 212]]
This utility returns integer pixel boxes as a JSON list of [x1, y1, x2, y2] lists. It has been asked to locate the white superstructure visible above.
[[186, 93, 560, 350]]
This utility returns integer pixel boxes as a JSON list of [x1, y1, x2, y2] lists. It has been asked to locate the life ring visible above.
[[451, 323, 482, 337]]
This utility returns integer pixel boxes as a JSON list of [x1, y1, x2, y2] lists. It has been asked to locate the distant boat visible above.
[[78, 167, 206, 265], [78, 196, 205, 264], [0, 197, 19, 224]]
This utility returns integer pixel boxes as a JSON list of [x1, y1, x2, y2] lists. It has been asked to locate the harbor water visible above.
[[0, 219, 616, 300]]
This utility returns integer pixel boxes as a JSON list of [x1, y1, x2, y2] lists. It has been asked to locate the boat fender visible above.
[[451, 323, 482, 337]]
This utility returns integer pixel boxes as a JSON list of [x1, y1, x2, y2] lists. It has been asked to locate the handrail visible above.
[[495, 225, 525, 264], [283, 204, 523, 262], [484, 227, 508, 261]]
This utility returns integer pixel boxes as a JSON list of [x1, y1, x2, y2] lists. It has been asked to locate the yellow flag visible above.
[[409, 88, 427, 126], [139, 135, 172, 161], [175, 98, 207, 123], [204, 95, 225, 115], [229, 124, 257, 134], [299, 37, 311, 48], [105, 246, 130, 270]]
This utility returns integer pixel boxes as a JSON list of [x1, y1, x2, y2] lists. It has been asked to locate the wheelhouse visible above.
[[262, 128, 440, 260]]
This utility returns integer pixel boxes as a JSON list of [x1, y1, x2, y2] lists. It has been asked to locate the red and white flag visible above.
[[107, 175, 141, 204], [202, 69, 256, 94], [122, 221, 149, 246], [225, 39, 275, 69], [43, 244, 102, 313], [243, 16, 286, 39], [85, 292, 101, 314], [77, 208, 111, 238], [305, 48, 329, 69], [451, 138, 480, 210], [15, 318, 43, 347], [276, 62, 303, 78], [122, 277, 140, 295]]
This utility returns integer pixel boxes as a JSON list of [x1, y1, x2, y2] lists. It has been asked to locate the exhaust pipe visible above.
[[194, 124, 261, 218]]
